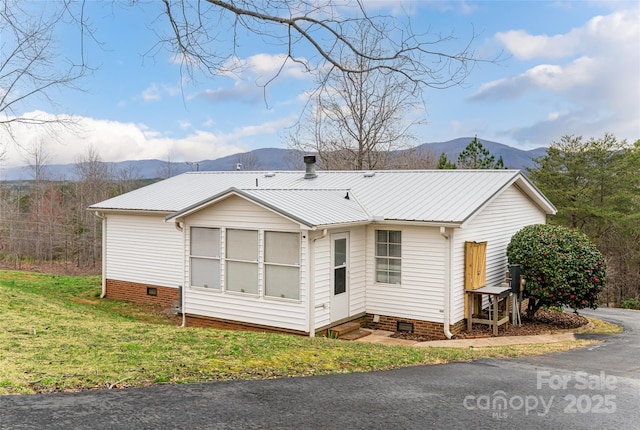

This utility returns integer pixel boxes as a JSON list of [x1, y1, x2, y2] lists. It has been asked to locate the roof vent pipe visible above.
[[303, 155, 317, 179]]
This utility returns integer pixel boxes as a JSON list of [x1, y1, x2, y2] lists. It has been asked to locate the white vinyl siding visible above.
[[366, 225, 446, 323], [310, 227, 366, 330], [312, 234, 331, 329], [186, 195, 297, 230], [450, 185, 548, 324], [105, 213, 182, 288], [348, 226, 367, 316]]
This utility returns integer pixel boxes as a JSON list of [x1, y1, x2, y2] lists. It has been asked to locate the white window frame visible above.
[[225, 229, 259, 295], [189, 227, 221, 289], [264, 231, 301, 300], [189, 227, 302, 301], [375, 229, 402, 285]]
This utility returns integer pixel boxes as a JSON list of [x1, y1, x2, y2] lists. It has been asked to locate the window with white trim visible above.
[[264, 231, 300, 299], [225, 229, 259, 294], [190, 227, 220, 289], [375, 230, 401, 284]]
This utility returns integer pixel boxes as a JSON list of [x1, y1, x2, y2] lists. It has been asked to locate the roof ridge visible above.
[[241, 187, 351, 191]]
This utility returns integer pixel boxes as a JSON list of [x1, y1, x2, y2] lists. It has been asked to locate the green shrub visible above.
[[507, 224, 606, 317], [620, 298, 640, 310]]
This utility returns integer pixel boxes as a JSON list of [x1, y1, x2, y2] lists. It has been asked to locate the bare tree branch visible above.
[[0, 0, 91, 155], [157, 0, 494, 93], [287, 22, 432, 170]]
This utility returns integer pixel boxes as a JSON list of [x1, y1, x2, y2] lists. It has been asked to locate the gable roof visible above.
[[166, 187, 371, 228], [89, 169, 556, 228]]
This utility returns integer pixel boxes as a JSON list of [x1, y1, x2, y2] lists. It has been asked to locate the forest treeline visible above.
[[0, 135, 638, 306], [0, 147, 156, 273], [527, 134, 640, 308]]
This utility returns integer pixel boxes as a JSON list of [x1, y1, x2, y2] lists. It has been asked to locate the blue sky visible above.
[[1, 1, 639, 169]]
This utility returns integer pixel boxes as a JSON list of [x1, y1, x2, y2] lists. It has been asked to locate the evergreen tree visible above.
[[436, 152, 457, 169], [527, 134, 640, 306], [457, 136, 506, 169], [527, 134, 632, 237]]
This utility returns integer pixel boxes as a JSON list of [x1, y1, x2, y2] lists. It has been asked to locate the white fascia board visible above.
[[88, 208, 174, 217], [513, 175, 557, 215], [370, 219, 462, 228], [165, 187, 316, 228]]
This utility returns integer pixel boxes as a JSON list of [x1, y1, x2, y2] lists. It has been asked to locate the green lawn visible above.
[[0, 270, 598, 395]]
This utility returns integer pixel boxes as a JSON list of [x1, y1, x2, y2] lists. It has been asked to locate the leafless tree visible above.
[[3, 0, 487, 157], [115, 163, 143, 193], [73, 145, 113, 267], [234, 152, 262, 171], [23, 139, 51, 262], [287, 22, 430, 170], [388, 146, 437, 170], [158, 0, 482, 93], [0, 0, 89, 149], [158, 152, 179, 178]]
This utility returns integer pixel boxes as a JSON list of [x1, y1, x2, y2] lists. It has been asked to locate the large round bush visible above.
[[507, 224, 606, 316]]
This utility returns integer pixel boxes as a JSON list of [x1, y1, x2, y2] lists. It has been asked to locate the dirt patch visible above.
[[70, 298, 100, 305], [391, 309, 590, 342]]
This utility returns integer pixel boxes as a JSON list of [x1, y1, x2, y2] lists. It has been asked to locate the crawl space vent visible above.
[[397, 321, 414, 333]]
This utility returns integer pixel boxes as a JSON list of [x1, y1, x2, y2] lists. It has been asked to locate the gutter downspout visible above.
[[94, 211, 107, 298], [174, 221, 187, 328], [440, 227, 453, 339], [308, 229, 328, 337]]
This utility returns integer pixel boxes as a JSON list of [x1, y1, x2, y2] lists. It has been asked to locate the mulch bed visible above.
[[390, 309, 590, 342]]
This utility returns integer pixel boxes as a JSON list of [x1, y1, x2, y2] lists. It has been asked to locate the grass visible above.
[[0, 270, 608, 395], [584, 316, 624, 334]]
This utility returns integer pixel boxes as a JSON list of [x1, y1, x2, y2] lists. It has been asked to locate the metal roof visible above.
[[90, 169, 556, 227], [166, 187, 371, 227]]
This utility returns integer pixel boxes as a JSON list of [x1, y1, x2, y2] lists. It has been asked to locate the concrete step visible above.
[[339, 329, 372, 341], [329, 321, 361, 338]]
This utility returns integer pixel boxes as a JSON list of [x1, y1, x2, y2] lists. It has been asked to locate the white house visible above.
[[89, 160, 555, 338]]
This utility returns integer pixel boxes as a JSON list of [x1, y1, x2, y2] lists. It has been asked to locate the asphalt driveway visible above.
[[1, 307, 638, 430]]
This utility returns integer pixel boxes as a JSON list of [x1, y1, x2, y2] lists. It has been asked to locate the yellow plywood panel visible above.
[[465, 241, 487, 315]]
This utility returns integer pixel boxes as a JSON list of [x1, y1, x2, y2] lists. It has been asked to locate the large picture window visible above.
[[191, 227, 301, 300], [225, 229, 259, 294], [190, 227, 220, 289], [264, 231, 300, 299], [375, 230, 401, 284]]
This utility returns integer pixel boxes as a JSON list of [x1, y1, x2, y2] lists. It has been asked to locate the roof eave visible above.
[[88, 208, 174, 216], [371, 219, 463, 228], [165, 187, 316, 228]]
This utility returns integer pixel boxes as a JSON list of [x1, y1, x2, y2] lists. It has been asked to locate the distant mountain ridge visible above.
[[0, 137, 547, 181]]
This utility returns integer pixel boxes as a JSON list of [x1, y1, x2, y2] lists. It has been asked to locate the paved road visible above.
[[1, 308, 638, 430]]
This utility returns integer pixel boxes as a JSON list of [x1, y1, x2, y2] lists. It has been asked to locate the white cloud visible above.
[[140, 82, 182, 102], [494, 30, 578, 60], [141, 84, 161, 101], [189, 53, 311, 103], [0, 111, 296, 168], [493, 9, 638, 61], [219, 53, 310, 83], [189, 82, 262, 103], [471, 7, 640, 145], [470, 58, 596, 101]]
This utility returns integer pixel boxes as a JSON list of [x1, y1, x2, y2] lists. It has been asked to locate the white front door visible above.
[[330, 232, 349, 322]]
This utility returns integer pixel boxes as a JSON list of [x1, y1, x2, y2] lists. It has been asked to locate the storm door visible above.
[[330, 233, 349, 322]]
